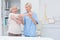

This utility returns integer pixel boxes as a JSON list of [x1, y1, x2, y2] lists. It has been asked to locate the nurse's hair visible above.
[[25, 2, 32, 8], [10, 6, 18, 12]]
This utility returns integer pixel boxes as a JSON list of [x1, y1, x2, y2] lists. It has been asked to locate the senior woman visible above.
[[7, 6, 23, 36]]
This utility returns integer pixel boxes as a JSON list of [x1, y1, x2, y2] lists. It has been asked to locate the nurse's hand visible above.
[[27, 12, 37, 25], [28, 13, 33, 18]]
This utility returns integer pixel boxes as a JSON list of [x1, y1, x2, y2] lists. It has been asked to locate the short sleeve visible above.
[[32, 13, 39, 24]]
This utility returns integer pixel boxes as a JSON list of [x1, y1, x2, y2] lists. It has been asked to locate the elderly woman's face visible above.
[[25, 5, 31, 12], [12, 8, 18, 13]]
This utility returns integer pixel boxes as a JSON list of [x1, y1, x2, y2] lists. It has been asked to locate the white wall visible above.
[[0, 0, 2, 36], [40, 0, 60, 18], [39, 0, 60, 24], [46, 0, 60, 18], [10, 0, 20, 9]]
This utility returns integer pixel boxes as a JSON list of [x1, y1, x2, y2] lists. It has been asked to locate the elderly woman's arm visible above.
[[17, 16, 24, 24], [11, 15, 21, 24], [17, 14, 24, 24]]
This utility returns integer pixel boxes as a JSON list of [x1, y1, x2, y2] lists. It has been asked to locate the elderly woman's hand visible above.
[[18, 14, 24, 17]]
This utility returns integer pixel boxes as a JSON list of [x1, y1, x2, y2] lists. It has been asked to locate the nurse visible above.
[[24, 3, 39, 37]]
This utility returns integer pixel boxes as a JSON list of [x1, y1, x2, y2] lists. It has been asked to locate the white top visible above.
[[7, 13, 21, 34]]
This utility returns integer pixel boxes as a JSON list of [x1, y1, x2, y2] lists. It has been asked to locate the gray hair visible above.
[[10, 6, 18, 12]]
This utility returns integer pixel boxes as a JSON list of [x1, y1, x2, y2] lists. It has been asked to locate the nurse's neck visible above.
[[27, 10, 32, 13]]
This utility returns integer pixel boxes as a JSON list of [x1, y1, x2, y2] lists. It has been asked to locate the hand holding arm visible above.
[[28, 13, 38, 25]]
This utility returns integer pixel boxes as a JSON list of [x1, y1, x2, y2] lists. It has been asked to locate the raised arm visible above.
[[11, 15, 21, 24], [17, 14, 25, 24], [28, 13, 39, 25]]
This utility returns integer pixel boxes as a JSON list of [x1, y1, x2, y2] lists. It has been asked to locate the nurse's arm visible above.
[[28, 13, 38, 25], [31, 17, 38, 24]]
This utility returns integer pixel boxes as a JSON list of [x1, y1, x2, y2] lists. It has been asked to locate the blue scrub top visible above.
[[24, 12, 39, 37]]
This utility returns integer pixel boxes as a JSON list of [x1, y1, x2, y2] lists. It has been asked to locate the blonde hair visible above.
[[25, 2, 32, 8]]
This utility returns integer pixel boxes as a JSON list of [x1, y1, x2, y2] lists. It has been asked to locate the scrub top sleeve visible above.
[[33, 13, 39, 24]]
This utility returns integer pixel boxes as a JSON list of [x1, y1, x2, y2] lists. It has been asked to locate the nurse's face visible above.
[[25, 5, 31, 12]]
